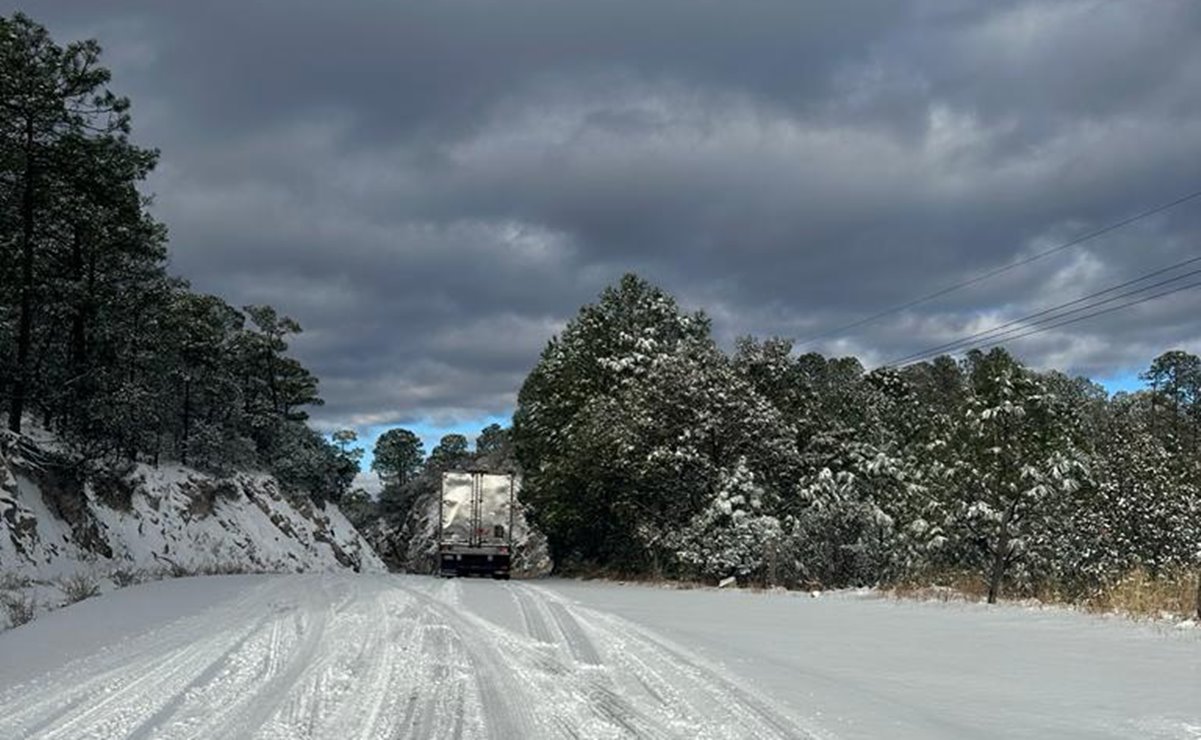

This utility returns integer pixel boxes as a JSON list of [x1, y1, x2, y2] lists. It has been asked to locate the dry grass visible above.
[[110, 568, 143, 588], [884, 568, 1201, 623], [1087, 569, 1200, 621], [888, 571, 992, 603]]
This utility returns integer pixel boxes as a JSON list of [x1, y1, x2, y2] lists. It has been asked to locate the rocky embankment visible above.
[[1, 431, 383, 629]]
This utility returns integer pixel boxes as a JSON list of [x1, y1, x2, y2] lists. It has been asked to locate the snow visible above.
[[1, 574, 1198, 739], [543, 581, 1201, 739], [1, 439, 383, 629], [0, 575, 258, 685]]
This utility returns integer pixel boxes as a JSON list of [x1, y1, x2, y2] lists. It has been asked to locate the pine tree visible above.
[[946, 350, 1088, 603], [372, 428, 424, 486], [427, 434, 469, 473], [513, 274, 715, 565], [0, 13, 138, 433]]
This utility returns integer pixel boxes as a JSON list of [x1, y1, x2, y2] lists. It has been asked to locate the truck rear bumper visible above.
[[439, 551, 511, 578]]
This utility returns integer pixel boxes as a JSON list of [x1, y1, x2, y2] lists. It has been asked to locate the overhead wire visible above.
[[893, 278, 1201, 368], [885, 254, 1201, 366], [793, 187, 1201, 349]]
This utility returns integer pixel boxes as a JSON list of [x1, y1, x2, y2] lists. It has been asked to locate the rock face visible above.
[[1, 433, 384, 627]]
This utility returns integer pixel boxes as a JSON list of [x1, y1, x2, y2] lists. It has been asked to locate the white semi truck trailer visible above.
[[438, 471, 516, 579]]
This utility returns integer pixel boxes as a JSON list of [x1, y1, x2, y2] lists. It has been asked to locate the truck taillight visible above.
[[499, 547, 508, 554]]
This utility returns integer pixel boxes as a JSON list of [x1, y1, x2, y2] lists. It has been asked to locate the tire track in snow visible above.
[[510, 585, 555, 643], [3, 575, 835, 739], [1, 583, 290, 739], [525, 583, 829, 739], [27, 634, 258, 740], [545, 601, 602, 666], [0, 583, 279, 734], [150, 588, 334, 739], [122, 610, 301, 740], [255, 576, 484, 740], [406, 616, 477, 738], [252, 578, 399, 739], [314, 586, 437, 740], [389, 579, 540, 740], [499, 583, 684, 739]]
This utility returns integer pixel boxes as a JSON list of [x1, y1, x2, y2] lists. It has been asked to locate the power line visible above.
[[966, 279, 1201, 355], [894, 266, 1201, 365], [886, 254, 1201, 366], [794, 187, 1201, 348], [895, 278, 1201, 368]]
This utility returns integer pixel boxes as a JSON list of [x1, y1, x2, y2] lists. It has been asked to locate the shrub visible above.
[[90, 469, 137, 511], [0, 571, 32, 591], [1, 592, 36, 628], [195, 561, 251, 576], [57, 572, 101, 604], [214, 479, 242, 500], [109, 569, 142, 588]]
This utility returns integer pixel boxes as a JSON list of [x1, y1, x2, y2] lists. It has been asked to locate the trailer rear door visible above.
[[476, 473, 514, 546], [440, 472, 475, 545]]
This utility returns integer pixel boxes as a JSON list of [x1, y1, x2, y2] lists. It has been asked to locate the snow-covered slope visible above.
[[0, 433, 383, 628]]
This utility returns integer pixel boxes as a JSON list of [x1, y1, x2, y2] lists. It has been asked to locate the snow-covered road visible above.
[[0, 574, 1198, 739]]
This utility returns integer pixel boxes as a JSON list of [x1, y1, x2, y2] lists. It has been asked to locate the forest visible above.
[[511, 274, 1201, 614], [0, 13, 357, 501]]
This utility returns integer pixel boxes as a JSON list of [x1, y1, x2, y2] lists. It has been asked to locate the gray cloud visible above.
[[15, 0, 1201, 427]]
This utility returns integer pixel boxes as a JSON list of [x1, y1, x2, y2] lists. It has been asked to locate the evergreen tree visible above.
[[371, 428, 424, 486], [513, 274, 714, 565], [475, 423, 508, 457], [427, 433, 470, 473], [0, 13, 151, 434], [0, 14, 349, 504], [946, 350, 1088, 603], [473, 423, 517, 472]]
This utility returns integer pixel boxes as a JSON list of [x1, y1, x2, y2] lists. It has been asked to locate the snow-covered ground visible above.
[[1, 575, 1198, 739]]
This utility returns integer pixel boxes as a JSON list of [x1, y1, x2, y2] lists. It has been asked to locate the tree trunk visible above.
[[8, 121, 36, 434], [266, 348, 280, 414], [987, 543, 1007, 605], [987, 498, 1018, 605], [69, 225, 87, 381], [180, 378, 192, 464]]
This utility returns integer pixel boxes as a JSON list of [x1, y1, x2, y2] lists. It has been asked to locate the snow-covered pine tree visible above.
[[514, 275, 798, 572], [513, 274, 713, 566], [945, 349, 1089, 603]]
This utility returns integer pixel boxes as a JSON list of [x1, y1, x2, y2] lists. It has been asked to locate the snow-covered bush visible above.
[[1, 591, 36, 628], [779, 466, 901, 588], [672, 462, 782, 582], [57, 572, 101, 604]]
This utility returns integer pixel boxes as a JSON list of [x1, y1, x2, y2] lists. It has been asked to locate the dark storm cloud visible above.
[[14, 0, 1201, 426]]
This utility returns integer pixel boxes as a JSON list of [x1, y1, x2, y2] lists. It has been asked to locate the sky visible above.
[[12, 1, 1200, 459]]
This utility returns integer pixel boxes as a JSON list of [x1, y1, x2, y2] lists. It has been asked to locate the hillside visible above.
[[0, 432, 383, 630]]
